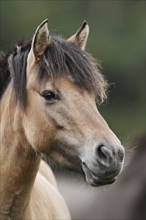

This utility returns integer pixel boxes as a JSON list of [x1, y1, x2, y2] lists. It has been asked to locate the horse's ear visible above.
[[67, 21, 89, 50], [30, 19, 50, 61]]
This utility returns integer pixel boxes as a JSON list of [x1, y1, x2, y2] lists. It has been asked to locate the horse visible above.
[[0, 19, 125, 219]]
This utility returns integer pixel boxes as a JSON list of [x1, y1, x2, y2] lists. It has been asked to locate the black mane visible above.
[[0, 36, 107, 106]]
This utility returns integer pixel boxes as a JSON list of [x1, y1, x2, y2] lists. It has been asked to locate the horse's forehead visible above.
[[45, 76, 93, 100], [26, 68, 95, 102], [45, 76, 76, 90], [29, 74, 77, 93], [27, 71, 106, 107]]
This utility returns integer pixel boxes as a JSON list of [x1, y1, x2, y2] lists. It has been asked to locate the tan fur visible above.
[[39, 160, 58, 188], [28, 170, 70, 219]]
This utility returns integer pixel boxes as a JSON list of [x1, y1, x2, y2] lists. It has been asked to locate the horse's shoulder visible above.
[[28, 160, 71, 219], [39, 159, 58, 188]]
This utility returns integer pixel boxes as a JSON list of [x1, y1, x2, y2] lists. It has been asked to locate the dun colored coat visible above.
[[0, 19, 125, 219]]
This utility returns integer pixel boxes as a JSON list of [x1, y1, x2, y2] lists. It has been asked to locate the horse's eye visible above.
[[41, 90, 57, 101]]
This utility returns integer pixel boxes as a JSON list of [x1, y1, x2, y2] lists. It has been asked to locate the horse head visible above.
[[8, 20, 125, 187]]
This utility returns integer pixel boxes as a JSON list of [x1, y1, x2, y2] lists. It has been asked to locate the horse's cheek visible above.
[[22, 112, 54, 152]]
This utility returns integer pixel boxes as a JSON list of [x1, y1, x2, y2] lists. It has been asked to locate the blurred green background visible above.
[[0, 0, 145, 144]]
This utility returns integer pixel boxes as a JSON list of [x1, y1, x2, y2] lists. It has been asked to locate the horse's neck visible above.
[[0, 91, 41, 219]]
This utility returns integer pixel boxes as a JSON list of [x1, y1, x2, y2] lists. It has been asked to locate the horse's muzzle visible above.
[[82, 143, 125, 187], [82, 162, 116, 186]]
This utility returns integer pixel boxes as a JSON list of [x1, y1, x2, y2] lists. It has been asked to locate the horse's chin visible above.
[[81, 162, 116, 187]]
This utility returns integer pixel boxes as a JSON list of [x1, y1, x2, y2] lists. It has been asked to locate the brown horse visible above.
[[0, 19, 125, 219]]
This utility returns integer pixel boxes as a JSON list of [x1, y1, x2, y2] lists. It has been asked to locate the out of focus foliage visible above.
[[0, 0, 145, 142]]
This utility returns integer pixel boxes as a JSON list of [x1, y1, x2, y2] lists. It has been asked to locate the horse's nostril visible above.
[[96, 144, 113, 164], [96, 143, 125, 166], [97, 145, 107, 160], [94, 144, 124, 180]]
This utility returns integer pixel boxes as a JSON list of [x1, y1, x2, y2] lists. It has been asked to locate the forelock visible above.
[[1, 35, 108, 106]]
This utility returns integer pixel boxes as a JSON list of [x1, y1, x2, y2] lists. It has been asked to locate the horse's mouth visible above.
[[81, 162, 116, 187]]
